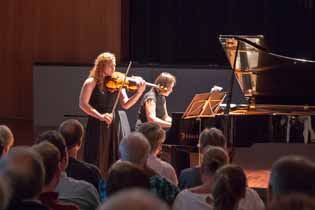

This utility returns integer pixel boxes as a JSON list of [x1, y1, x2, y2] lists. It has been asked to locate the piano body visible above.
[[164, 35, 315, 173]]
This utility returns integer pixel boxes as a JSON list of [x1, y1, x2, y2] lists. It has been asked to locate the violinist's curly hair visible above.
[[89, 52, 116, 92], [154, 72, 176, 93]]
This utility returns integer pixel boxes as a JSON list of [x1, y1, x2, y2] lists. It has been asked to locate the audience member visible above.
[[212, 164, 247, 210], [179, 127, 264, 210], [136, 122, 178, 185], [118, 132, 179, 205], [0, 125, 15, 157], [106, 160, 150, 197], [267, 193, 315, 210], [35, 130, 100, 210], [179, 127, 227, 189], [1, 146, 49, 210], [59, 119, 105, 200], [98, 189, 169, 210], [0, 175, 11, 210], [268, 155, 315, 204], [33, 141, 79, 210], [173, 146, 229, 210]]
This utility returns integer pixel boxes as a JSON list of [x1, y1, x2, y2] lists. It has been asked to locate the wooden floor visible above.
[[246, 169, 270, 189]]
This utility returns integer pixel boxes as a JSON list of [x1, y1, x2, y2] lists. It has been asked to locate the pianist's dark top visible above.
[[135, 88, 166, 130]]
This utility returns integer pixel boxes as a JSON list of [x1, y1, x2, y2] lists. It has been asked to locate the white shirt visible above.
[[55, 172, 100, 210], [147, 154, 178, 186], [172, 187, 264, 210], [239, 188, 265, 210], [172, 189, 213, 210]]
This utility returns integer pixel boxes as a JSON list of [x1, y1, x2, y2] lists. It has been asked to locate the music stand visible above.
[[182, 90, 226, 165], [182, 91, 226, 119]]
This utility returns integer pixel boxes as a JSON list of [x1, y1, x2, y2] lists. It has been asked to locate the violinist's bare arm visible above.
[[79, 78, 113, 124], [119, 78, 146, 109], [145, 99, 171, 128]]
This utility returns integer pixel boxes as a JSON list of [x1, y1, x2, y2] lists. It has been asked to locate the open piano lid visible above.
[[219, 35, 315, 113]]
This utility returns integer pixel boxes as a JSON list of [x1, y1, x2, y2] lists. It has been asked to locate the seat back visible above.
[[118, 110, 131, 137]]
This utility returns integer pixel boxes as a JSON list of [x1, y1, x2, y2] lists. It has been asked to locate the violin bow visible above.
[[110, 61, 132, 116]]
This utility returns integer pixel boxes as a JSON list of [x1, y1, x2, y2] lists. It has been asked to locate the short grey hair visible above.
[[1, 146, 45, 200], [119, 132, 151, 166]]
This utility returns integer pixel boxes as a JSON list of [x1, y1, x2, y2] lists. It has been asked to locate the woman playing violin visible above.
[[79, 52, 146, 177], [135, 72, 176, 130]]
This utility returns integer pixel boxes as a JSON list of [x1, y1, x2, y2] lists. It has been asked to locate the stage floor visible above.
[[246, 169, 270, 189]]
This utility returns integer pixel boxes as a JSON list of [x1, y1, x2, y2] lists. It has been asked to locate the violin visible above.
[[104, 71, 167, 92]]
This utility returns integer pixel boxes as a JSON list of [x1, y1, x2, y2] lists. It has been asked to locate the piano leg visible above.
[[286, 116, 291, 143], [301, 116, 315, 144], [310, 117, 315, 142]]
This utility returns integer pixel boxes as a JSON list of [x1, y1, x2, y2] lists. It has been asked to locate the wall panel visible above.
[[0, 0, 122, 120]]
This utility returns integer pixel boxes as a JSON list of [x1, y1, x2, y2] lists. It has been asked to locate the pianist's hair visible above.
[[154, 72, 176, 92]]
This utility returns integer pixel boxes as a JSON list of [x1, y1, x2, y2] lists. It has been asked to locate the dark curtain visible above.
[[129, 0, 314, 65]]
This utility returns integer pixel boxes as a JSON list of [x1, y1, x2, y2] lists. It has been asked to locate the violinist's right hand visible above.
[[100, 113, 113, 124]]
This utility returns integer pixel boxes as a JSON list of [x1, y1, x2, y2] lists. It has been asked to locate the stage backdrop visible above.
[[33, 64, 245, 129]]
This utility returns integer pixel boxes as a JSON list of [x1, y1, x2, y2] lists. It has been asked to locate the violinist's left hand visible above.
[[137, 77, 146, 94]]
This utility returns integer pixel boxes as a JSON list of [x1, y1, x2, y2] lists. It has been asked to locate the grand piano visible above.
[[164, 35, 315, 173]]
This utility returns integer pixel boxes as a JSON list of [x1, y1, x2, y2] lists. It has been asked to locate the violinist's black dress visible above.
[[83, 86, 122, 178]]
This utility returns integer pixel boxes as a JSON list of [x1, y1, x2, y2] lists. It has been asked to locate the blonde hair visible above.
[[89, 52, 116, 92]]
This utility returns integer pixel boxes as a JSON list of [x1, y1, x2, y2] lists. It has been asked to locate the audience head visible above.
[[0, 175, 11, 210], [106, 160, 150, 197], [32, 141, 61, 189], [136, 122, 165, 155], [35, 130, 68, 171], [267, 193, 315, 210], [212, 164, 247, 210], [201, 146, 229, 177], [268, 155, 315, 202], [98, 189, 169, 210], [0, 125, 15, 156], [59, 119, 84, 151], [1, 146, 45, 200], [119, 132, 151, 167], [199, 128, 227, 154]]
